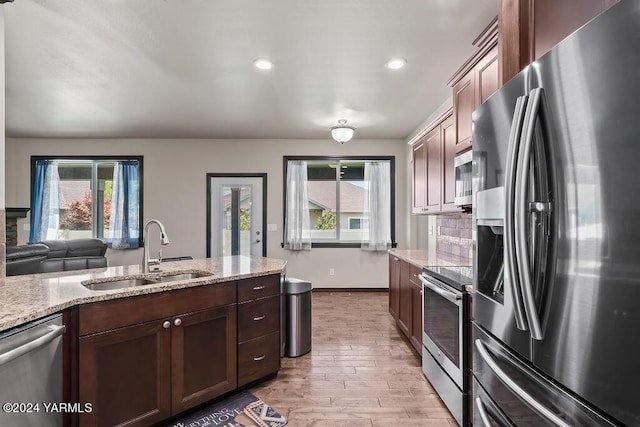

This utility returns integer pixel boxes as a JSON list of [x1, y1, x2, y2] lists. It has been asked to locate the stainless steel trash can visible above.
[[285, 277, 312, 357]]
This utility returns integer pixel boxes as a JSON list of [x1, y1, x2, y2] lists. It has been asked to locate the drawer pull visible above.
[[253, 315, 267, 321], [253, 354, 266, 361], [253, 285, 265, 291]]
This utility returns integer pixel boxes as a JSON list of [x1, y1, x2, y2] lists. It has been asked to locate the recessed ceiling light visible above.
[[385, 58, 406, 70], [254, 59, 273, 70]]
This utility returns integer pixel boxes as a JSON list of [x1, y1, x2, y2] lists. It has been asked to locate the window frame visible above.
[[30, 155, 144, 246], [282, 155, 396, 248]]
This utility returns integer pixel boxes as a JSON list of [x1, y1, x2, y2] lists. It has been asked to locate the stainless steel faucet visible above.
[[142, 219, 170, 273]]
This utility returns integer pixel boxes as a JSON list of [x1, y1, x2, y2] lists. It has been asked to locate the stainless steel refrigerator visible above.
[[472, 1, 640, 425]]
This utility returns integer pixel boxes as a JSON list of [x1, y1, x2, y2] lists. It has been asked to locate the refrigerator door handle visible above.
[[475, 397, 494, 427], [474, 339, 571, 427], [514, 87, 545, 341], [504, 95, 530, 331]]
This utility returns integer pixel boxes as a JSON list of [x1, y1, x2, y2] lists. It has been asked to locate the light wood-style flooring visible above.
[[250, 291, 457, 426]]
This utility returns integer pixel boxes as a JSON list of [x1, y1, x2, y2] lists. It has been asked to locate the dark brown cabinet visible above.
[[79, 320, 172, 427], [411, 110, 460, 214], [440, 114, 458, 212], [449, 24, 499, 154], [409, 264, 423, 353], [499, 0, 617, 84], [389, 255, 400, 319], [412, 140, 427, 214], [425, 126, 442, 211], [389, 255, 423, 355], [237, 275, 281, 387], [397, 259, 411, 337], [76, 276, 281, 427], [171, 305, 237, 413], [452, 72, 475, 154]]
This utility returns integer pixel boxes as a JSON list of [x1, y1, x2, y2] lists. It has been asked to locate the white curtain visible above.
[[285, 160, 311, 250], [362, 161, 391, 251]]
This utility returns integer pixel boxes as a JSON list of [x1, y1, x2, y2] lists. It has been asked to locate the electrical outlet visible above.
[[329, 268, 335, 276], [429, 225, 434, 235]]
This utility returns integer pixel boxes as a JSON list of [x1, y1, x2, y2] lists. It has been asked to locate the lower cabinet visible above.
[[389, 255, 401, 319], [79, 319, 172, 427], [388, 255, 424, 355], [237, 276, 281, 387], [409, 274, 423, 353], [76, 275, 281, 427], [171, 305, 237, 413]]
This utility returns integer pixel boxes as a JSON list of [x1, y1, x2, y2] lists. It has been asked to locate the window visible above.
[[30, 156, 143, 248], [283, 156, 395, 248]]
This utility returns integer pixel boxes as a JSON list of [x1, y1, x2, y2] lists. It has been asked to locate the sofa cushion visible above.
[[40, 256, 108, 273], [40, 239, 108, 258], [6, 243, 49, 260], [39, 240, 69, 258], [5, 244, 50, 276], [65, 239, 108, 257]]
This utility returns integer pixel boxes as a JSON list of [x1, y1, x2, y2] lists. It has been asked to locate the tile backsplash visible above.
[[436, 212, 472, 261]]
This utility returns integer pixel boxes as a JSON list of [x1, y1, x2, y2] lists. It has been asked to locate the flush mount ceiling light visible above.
[[253, 59, 273, 70], [385, 58, 406, 70], [331, 119, 355, 144]]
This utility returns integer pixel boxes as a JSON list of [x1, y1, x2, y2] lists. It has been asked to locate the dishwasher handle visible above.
[[0, 325, 66, 367]]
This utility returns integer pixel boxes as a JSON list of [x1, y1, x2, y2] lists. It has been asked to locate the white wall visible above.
[[6, 137, 408, 288]]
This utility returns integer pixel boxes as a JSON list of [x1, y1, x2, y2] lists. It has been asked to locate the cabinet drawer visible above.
[[238, 295, 279, 343], [238, 331, 280, 387], [79, 282, 236, 336], [238, 274, 279, 303]]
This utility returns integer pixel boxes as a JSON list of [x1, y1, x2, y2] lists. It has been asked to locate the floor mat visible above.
[[167, 391, 287, 427]]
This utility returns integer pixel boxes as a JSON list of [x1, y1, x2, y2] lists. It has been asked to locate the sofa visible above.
[[6, 239, 108, 276]]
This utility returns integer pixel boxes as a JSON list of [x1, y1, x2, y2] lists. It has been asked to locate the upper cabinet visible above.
[[499, 0, 618, 84], [449, 19, 499, 154], [412, 109, 460, 214]]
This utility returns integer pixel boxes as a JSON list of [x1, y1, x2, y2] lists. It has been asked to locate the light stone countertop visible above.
[[388, 249, 470, 268], [0, 256, 286, 333]]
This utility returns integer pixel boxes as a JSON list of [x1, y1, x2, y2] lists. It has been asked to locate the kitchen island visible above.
[[0, 256, 286, 426]]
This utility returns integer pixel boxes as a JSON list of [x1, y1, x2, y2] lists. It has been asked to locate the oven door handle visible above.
[[418, 274, 461, 304], [474, 339, 570, 427]]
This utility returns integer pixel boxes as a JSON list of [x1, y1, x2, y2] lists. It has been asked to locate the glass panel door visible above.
[[209, 175, 265, 257]]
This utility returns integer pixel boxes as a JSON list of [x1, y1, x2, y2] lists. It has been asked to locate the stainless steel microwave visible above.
[[454, 150, 472, 206]]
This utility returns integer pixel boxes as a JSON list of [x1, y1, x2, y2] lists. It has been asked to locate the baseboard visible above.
[[312, 288, 388, 293]]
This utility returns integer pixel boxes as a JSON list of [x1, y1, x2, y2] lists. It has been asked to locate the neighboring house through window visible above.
[[283, 156, 395, 248], [30, 156, 143, 248]]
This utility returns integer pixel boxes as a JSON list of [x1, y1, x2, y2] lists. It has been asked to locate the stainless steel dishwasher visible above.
[[0, 314, 65, 427]]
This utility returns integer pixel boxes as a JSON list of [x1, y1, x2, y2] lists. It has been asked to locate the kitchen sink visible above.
[[82, 270, 214, 291], [83, 278, 156, 291], [154, 272, 212, 282]]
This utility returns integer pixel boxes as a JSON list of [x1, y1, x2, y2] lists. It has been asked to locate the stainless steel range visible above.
[[419, 266, 471, 426]]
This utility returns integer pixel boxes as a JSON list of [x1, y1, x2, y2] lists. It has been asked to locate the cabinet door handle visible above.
[[253, 354, 266, 361], [253, 315, 266, 321], [174, 318, 182, 327], [253, 285, 265, 291], [162, 321, 171, 329]]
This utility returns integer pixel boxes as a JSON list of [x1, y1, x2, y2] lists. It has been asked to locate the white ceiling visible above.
[[4, 0, 496, 140]]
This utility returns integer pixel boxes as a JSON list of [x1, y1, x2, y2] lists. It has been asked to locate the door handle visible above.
[[253, 315, 266, 321], [0, 325, 66, 367], [515, 87, 546, 341], [504, 95, 530, 332], [475, 397, 493, 427], [474, 339, 570, 427]]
